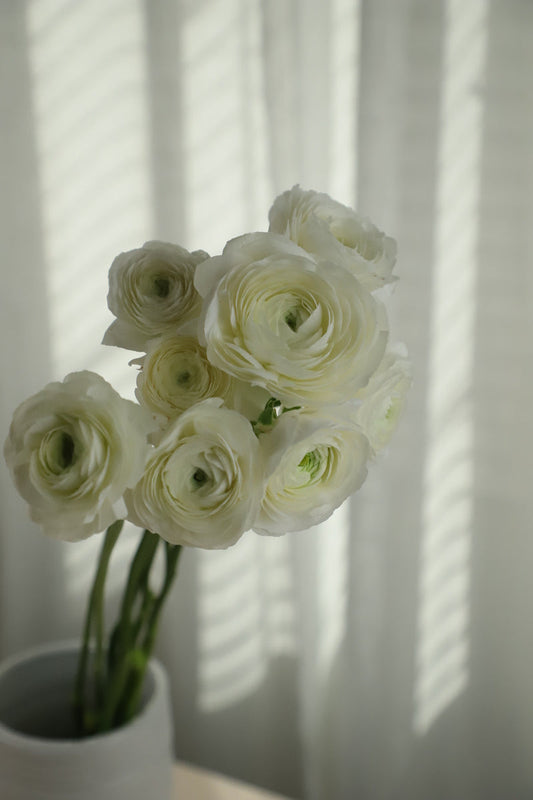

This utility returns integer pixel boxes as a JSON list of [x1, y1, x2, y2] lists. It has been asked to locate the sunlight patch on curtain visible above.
[[25, 0, 154, 598], [25, 0, 153, 395], [413, 0, 488, 735], [180, 0, 270, 254], [316, 501, 351, 679], [197, 534, 296, 712], [328, 0, 360, 205]]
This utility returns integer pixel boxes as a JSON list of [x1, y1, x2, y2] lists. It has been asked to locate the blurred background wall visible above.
[[1, 1, 533, 798]]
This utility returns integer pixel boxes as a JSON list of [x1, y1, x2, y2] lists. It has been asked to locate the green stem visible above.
[[75, 527, 181, 735], [96, 530, 160, 732], [142, 544, 182, 657], [130, 586, 156, 644], [112, 530, 159, 659], [73, 519, 123, 734], [97, 649, 143, 732], [120, 544, 182, 724]]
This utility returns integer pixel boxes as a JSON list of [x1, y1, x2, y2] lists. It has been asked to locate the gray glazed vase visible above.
[[0, 641, 174, 800]]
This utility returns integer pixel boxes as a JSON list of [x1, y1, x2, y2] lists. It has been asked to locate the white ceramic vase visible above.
[[0, 641, 175, 800]]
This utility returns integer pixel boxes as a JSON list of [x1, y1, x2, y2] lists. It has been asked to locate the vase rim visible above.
[[0, 640, 169, 750]]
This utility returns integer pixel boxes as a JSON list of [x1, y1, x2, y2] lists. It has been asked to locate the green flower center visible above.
[[42, 429, 77, 474], [298, 448, 323, 480], [192, 468, 208, 487], [153, 275, 171, 298], [385, 402, 395, 421], [176, 370, 191, 386], [285, 310, 298, 331], [284, 304, 308, 332], [61, 433, 75, 466]]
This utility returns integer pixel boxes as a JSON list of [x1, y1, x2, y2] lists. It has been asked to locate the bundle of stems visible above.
[[73, 521, 181, 736]]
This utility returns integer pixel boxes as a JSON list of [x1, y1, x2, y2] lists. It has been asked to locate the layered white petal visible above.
[[4, 372, 156, 540], [353, 346, 412, 454], [255, 408, 370, 535], [195, 232, 388, 407], [103, 240, 208, 351], [269, 186, 397, 291], [134, 335, 236, 420], [126, 400, 263, 549]]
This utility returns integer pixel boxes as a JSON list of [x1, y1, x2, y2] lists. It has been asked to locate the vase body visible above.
[[0, 641, 174, 800]]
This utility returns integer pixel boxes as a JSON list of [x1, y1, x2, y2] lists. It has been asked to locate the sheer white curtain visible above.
[[2, 1, 533, 798]]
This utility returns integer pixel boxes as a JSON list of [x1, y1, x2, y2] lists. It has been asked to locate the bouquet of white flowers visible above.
[[4, 187, 411, 736]]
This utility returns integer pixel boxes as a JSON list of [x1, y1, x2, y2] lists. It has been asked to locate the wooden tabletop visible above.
[[173, 761, 292, 800]]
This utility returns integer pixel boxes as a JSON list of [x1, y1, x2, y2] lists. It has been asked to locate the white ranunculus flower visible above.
[[126, 399, 263, 549], [353, 346, 412, 454], [3, 372, 156, 541], [133, 335, 236, 421], [255, 408, 370, 535], [268, 186, 397, 291], [103, 241, 208, 351], [194, 232, 388, 407]]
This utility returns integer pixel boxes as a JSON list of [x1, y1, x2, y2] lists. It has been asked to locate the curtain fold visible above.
[[2, 1, 533, 798]]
